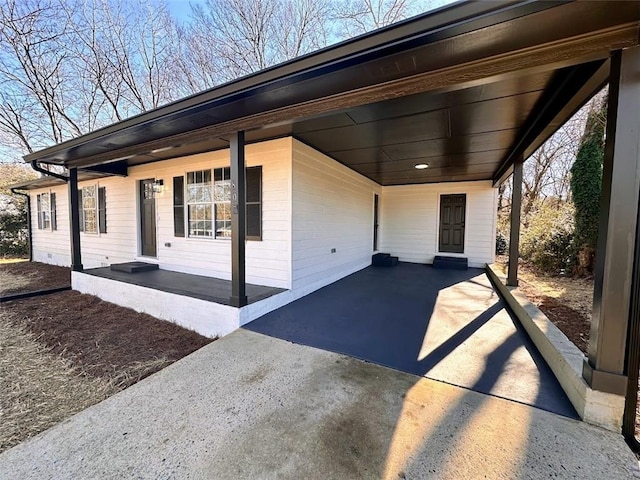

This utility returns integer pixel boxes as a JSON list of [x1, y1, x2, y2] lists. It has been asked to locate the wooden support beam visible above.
[[583, 47, 640, 396], [230, 131, 247, 307], [507, 160, 523, 287]]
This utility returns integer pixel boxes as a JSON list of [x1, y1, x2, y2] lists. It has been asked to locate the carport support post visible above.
[[68, 167, 83, 272], [230, 131, 248, 307], [582, 47, 640, 395], [507, 159, 523, 287]]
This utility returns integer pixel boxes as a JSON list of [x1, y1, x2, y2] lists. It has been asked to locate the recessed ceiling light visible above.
[[414, 163, 429, 169], [150, 146, 173, 154]]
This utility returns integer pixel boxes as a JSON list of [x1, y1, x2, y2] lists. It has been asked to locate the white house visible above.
[[19, 135, 497, 336], [10, 0, 640, 439]]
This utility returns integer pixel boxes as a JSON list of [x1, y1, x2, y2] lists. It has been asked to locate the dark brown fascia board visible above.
[[8, 171, 113, 190], [63, 20, 636, 172], [492, 58, 610, 186], [23, 0, 558, 165]]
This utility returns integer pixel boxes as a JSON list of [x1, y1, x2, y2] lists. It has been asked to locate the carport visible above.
[[21, 0, 640, 439], [246, 264, 577, 418]]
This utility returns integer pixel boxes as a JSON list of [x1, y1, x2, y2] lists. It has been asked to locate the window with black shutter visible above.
[[36, 194, 42, 230], [98, 187, 106, 233], [51, 193, 57, 230], [36, 192, 55, 230], [173, 176, 185, 237], [176, 166, 262, 240], [246, 166, 262, 240]]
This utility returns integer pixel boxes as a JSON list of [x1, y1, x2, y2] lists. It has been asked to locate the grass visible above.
[[1, 262, 214, 453], [0, 315, 116, 452], [0, 258, 27, 264]]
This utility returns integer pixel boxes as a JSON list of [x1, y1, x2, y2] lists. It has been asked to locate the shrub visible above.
[[520, 200, 574, 274], [0, 200, 28, 257], [496, 232, 508, 255]]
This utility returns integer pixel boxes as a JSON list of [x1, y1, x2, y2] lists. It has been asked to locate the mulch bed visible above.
[[4, 290, 213, 384], [516, 280, 591, 355], [0, 262, 71, 296]]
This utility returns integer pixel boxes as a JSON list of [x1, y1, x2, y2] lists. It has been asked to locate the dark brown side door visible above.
[[439, 194, 466, 254], [140, 179, 157, 257]]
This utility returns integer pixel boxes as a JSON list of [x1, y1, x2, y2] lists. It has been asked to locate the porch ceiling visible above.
[[23, 0, 640, 186]]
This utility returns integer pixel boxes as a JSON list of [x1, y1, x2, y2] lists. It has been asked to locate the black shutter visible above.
[[78, 189, 84, 232], [173, 176, 185, 237], [36, 194, 42, 230], [98, 187, 106, 233], [51, 193, 57, 230], [246, 166, 262, 240]]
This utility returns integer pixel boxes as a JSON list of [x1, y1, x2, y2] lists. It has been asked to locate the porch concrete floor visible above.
[[85, 266, 286, 305], [246, 263, 577, 418], [0, 329, 637, 479]]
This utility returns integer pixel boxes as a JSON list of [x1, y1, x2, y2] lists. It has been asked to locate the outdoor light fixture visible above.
[[152, 179, 164, 193], [414, 163, 429, 169]]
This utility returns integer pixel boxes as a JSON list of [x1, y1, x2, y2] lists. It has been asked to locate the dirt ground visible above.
[[1, 263, 214, 453], [0, 261, 70, 296], [495, 257, 592, 354]]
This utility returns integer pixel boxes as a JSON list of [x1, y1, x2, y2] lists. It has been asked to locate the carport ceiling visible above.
[[290, 69, 557, 185]]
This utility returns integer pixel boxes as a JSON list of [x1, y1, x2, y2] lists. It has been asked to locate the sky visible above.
[[165, 0, 460, 25]]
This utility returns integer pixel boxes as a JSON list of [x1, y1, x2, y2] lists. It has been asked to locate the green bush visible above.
[[0, 203, 29, 257], [520, 200, 574, 274]]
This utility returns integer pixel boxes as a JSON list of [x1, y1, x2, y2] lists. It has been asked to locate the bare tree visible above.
[[180, 0, 330, 90], [332, 0, 415, 38], [0, 0, 79, 152]]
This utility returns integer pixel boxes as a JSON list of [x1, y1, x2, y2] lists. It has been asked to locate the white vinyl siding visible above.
[[291, 139, 381, 291], [31, 186, 69, 266], [380, 181, 497, 268], [30, 138, 292, 288]]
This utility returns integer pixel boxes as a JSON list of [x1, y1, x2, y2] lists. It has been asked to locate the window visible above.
[[36, 192, 56, 230], [78, 185, 106, 234], [176, 166, 262, 240], [214, 167, 231, 238], [186, 170, 213, 237]]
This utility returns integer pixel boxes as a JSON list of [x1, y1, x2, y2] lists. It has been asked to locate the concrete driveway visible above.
[[0, 329, 637, 479]]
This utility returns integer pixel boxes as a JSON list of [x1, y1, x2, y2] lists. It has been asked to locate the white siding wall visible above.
[[291, 139, 381, 291], [30, 185, 72, 267], [30, 138, 292, 288], [380, 181, 497, 268]]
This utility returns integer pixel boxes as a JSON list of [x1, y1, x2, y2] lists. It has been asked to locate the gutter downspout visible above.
[[10, 187, 33, 262], [30, 160, 67, 181]]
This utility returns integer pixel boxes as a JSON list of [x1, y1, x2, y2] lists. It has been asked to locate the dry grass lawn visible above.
[[0, 315, 116, 453], [1, 263, 214, 454]]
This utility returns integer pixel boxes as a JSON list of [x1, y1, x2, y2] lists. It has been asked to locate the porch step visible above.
[[433, 256, 468, 270], [110, 262, 159, 274], [372, 253, 399, 267]]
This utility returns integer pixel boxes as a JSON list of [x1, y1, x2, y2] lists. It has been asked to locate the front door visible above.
[[140, 179, 157, 257], [439, 194, 466, 254]]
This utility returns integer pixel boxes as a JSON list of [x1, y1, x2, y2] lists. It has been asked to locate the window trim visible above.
[[36, 191, 56, 231], [181, 166, 262, 241], [78, 184, 106, 235]]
